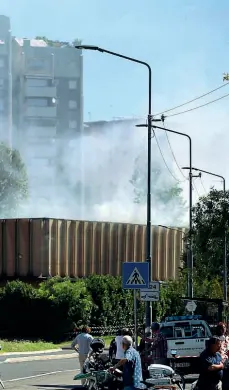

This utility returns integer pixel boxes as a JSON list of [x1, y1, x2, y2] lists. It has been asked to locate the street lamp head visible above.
[[135, 123, 147, 128], [182, 166, 197, 171], [75, 45, 104, 52]]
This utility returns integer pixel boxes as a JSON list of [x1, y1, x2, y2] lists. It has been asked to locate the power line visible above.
[[192, 180, 201, 198], [200, 177, 207, 194], [154, 82, 229, 117], [165, 92, 229, 118], [162, 122, 188, 180], [153, 130, 187, 183]]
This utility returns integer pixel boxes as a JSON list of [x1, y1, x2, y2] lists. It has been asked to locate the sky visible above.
[[1, 0, 229, 210]]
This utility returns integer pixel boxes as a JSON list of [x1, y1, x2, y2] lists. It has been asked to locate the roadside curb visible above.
[[0, 346, 108, 356], [5, 352, 77, 363], [0, 348, 64, 356]]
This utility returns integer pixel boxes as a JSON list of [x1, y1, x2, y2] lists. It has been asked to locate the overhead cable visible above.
[[154, 82, 229, 117]]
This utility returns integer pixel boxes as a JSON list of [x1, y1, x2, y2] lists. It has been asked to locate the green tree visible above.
[[38, 277, 93, 327], [192, 188, 229, 279], [35, 36, 81, 47], [0, 143, 28, 217], [130, 151, 186, 222]]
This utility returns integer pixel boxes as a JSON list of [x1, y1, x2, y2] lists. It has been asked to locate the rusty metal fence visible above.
[[0, 218, 185, 280]]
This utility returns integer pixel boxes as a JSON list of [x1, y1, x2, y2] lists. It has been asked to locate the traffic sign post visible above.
[[140, 281, 160, 302], [140, 290, 160, 302], [122, 262, 149, 289], [122, 262, 149, 345], [185, 300, 197, 313]]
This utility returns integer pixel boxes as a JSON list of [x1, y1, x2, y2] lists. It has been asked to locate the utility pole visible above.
[[75, 45, 154, 330], [184, 167, 227, 302]]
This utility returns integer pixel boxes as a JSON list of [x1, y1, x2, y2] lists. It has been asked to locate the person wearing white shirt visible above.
[[115, 330, 124, 360], [115, 328, 132, 362]]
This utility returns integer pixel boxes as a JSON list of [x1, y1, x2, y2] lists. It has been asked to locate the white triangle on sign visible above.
[[126, 267, 146, 285]]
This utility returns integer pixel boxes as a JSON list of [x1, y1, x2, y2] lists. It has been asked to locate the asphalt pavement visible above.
[[0, 350, 196, 389]]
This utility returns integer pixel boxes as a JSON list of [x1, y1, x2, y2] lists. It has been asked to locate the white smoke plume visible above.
[[16, 119, 187, 225]]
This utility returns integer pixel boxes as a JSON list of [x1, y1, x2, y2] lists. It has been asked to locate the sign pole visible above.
[[134, 289, 138, 349]]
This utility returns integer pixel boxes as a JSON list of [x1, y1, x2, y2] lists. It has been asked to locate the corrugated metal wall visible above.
[[0, 218, 185, 280]]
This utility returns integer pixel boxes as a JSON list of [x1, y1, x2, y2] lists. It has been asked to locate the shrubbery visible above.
[[0, 276, 146, 341], [0, 274, 224, 341]]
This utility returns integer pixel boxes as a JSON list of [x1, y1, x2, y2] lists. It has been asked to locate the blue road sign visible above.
[[122, 262, 149, 289]]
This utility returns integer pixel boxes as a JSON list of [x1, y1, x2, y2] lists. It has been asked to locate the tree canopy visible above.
[[0, 143, 28, 217], [130, 151, 186, 223], [35, 36, 81, 47], [192, 188, 229, 280]]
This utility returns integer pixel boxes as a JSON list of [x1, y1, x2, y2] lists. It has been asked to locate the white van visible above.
[[160, 315, 212, 374]]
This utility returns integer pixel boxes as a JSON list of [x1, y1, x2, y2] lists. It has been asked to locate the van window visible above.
[[191, 324, 206, 338], [160, 326, 173, 338]]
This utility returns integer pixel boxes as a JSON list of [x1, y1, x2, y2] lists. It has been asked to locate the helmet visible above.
[[90, 338, 105, 353]]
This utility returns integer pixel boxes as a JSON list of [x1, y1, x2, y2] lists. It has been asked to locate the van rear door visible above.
[[161, 321, 209, 358]]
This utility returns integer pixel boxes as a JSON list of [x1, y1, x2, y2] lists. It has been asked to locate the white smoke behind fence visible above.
[[2, 100, 229, 227], [14, 119, 188, 226]]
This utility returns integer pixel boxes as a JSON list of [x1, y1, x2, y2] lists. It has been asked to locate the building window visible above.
[[26, 78, 48, 87], [27, 98, 48, 107], [0, 58, 4, 68], [69, 100, 77, 109], [25, 118, 56, 127], [27, 58, 46, 71], [69, 120, 77, 129], [69, 80, 77, 90]]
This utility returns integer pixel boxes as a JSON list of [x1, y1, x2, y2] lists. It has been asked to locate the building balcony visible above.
[[25, 106, 57, 118], [25, 86, 57, 98]]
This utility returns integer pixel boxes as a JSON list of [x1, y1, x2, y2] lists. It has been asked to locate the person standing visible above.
[[113, 329, 123, 363], [215, 323, 229, 390], [110, 335, 144, 390], [150, 322, 168, 364], [71, 325, 93, 385], [197, 336, 224, 390]]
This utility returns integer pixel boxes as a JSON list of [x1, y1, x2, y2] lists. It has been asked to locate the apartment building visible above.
[[0, 15, 12, 145], [12, 36, 83, 195], [0, 15, 83, 201]]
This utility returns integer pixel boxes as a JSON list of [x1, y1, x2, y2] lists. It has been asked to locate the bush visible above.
[[0, 274, 207, 341], [85, 274, 145, 328]]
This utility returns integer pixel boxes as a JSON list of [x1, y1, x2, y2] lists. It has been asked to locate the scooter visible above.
[[142, 349, 185, 390], [142, 364, 185, 390]]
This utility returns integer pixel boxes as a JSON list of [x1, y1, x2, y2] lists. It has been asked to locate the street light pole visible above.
[[136, 123, 195, 298], [182, 166, 227, 302], [75, 45, 153, 328]]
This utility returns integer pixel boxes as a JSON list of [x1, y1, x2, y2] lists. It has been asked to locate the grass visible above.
[[0, 340, 67, 353], [0, 335, 135, 353]]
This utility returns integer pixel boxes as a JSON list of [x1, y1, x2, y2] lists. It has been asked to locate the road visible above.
[[0, 351, 196, 389]]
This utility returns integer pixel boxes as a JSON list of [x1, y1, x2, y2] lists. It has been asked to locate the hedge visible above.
[[0, 274, 220, 341], [0, 276, 146, 341]]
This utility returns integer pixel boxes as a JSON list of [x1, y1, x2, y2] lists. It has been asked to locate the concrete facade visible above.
[[0, 15, 12, 145], [0, 15, 83, 200]]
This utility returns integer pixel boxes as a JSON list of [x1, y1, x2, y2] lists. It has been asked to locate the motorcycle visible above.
[[142, 363, 185, 390], [74, 368, 123, 390], [73, 369, 123, 390], [74, 337, 123, 390]]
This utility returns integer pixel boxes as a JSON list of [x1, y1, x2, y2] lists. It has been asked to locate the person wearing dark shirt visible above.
[[197, 336, 224, 390], [151, 322, 168, 365]]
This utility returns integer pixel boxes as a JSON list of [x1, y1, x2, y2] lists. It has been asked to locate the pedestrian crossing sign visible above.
[[122, 262, 149, 289]]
